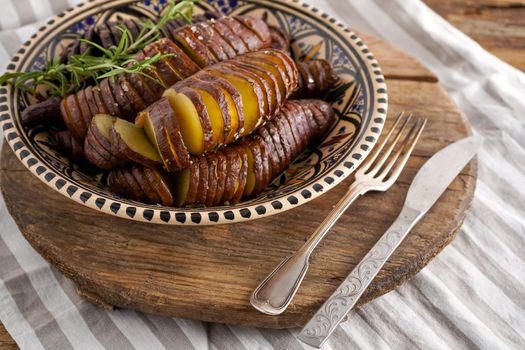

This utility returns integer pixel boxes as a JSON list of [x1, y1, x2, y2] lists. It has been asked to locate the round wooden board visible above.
[[0, 32, 476, 329]]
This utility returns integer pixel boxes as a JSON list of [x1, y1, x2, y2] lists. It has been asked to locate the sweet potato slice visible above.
[[108, 76, 134, 120], [241, 139, 263, 197], [281, 104, 307, 151], [137, 96, 189, 171], [60, 98, 82, 141], [247, 50, 297, 93], [144, 167, 175, 206], [242, 55, 286, 107], [84, 86, 100, 116], [257, 127, 280, 178], [86, 138, 123, 170], [99, 78, 120, 116], [207, 66, 265, 136], [110, 117, 162, 168], [195, 155, 209, 205], [163, 87, 213, 155], [269, 26, 291, 55], [281, 109, 303, 158], [190, 23, 229, 61], [235, 16, 272, 47], [177, 77, 231, 148], [184, 158, 200, 205], [143, 44, 183, 85], [173, 26, 218, 67], [275, 111, 297, 161], [223, 17, 262, 51], [212, 151, 227, 206], [124, 72, 157, 106], [196, 72, 244, 143], [205, 153, 218, 207], [76, 90, 93, 135], [211, 19, 248, 55], [108, 169, 130, 197], [221, 148, 241, 204], [56, 130, 84, 160], [262, 121, 287, 174], [288, 100, 318, 138], [121, 168, 148, 202], [92, 86, 109, 115], [231, 146, 248, 204], [97, 23, 114, 50], [171, 167, 191, 206], [252, 134, 271, 191], [66, 94, 88, 140], [21, 96, 63, 128], [195, 22, 236, 59], [221, 62, 271, 117], [119, 75, 146, 112], [154, 38, 200, 78], [131, 165, 162, 204], [232, 60, 280, 113]]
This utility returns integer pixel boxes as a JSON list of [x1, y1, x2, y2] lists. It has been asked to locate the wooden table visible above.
[[0, 1, 523, 348], [424, 0, 525, 71]]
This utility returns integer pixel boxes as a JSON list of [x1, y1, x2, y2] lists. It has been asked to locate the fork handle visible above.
[[250, 182, 368, 315]]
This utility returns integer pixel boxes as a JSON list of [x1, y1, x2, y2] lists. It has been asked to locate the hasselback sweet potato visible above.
[[134, 48, 298, 172], [59, 13, 219, 63], [291, 59, 339, 98], [108, 99, 335, 206], [22, 16, 273, 139]]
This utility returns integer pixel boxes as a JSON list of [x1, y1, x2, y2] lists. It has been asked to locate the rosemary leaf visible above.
[[0, 0, 198, 98]]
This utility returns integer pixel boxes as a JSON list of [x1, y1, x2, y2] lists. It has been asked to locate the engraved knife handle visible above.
[[298, 205, 424, 348]]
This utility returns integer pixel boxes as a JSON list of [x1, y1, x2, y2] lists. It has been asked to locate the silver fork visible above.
[[250, 112, 427, 315]]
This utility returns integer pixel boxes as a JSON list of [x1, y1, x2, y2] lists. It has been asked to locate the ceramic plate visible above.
[[0, 0, 387, 225]]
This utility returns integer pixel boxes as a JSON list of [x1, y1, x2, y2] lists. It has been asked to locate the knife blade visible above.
[[298, 135, 482, 348]]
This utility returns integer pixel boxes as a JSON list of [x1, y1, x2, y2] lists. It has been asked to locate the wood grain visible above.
[[424, 0, 525, 71], [0, 324, 17, 350], [0, 31, 477, 346]]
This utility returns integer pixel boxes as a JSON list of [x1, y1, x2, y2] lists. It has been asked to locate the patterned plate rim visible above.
[[0, 0, 388, 225]]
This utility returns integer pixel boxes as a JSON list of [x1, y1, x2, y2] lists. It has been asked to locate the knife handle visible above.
[[298, 205, 424, 348]]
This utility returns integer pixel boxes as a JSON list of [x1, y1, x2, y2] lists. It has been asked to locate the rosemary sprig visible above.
[[0, 0, 197, 98]]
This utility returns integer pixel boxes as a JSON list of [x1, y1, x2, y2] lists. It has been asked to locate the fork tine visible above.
[[383, 118, 427, 183], [359, 112, 405, 174], [376, 118, 423, 181], [366, 113, 413, 177]]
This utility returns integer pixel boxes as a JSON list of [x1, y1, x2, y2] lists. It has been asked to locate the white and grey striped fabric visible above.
[[1, 0, 524, 349]]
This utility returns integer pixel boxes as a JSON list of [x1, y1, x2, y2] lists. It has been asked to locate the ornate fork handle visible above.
[[297, 205, 423, 348], [250, 182, 368, 315]]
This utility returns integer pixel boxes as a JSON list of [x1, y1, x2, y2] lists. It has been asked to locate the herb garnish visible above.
[[0, 0, 197, 97]]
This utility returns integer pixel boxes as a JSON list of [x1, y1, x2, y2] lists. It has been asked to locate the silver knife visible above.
[[298, 135, 483, 348]]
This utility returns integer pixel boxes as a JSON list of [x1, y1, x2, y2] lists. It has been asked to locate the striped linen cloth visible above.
[[1, 0, 524, 349]]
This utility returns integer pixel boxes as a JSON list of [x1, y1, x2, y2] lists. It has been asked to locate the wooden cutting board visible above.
[[0, 32, 476, 329]]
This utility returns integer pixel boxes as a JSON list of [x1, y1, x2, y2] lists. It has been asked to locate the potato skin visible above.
[[235, 16, 272, 48], [205, 153, 219, 207], [292, 59, 339, 98], [24, 15, 276, 148], [195, 155, 209, 205], [213, 151, 227, 206], [185, 158, 200, 205], [55, 130, 85, 160], [138, 96, 190, 171], [109, 124, 162, 169], [269, 26, 291, 55], [131, 164, 162, 204], [177, 76, 231, 146]]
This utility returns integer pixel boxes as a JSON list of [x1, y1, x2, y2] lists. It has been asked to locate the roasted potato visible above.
[[108, 99, 335, 206]]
